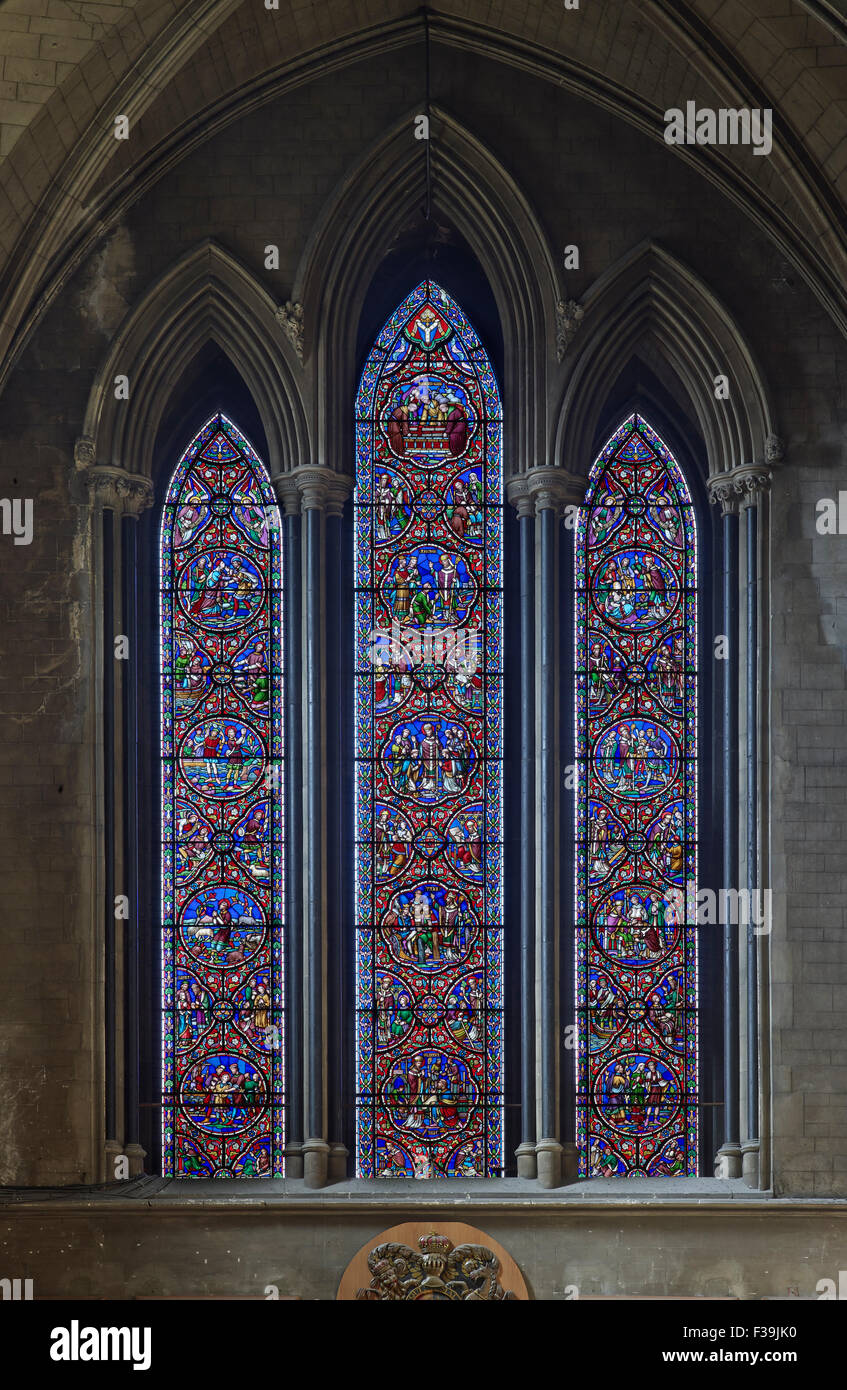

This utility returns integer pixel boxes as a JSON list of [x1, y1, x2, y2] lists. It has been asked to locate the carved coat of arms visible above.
[[356, 1233, 516, 1301]]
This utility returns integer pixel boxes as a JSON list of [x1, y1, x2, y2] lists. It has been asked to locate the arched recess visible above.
[[77, 239, 310, 486], [555, 244, 777, 1189], [160, 412, 285, 1179], [353, 279, 505, 1179], [77, 240, 309, 1182], [574, 413, 701, 1177], [553, 241, 779, 484], [3, 4, 847, 402], [279, 105, 561, 1184], [293, 105, 560, 480]]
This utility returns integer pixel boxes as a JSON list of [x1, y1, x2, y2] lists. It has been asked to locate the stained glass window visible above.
[[160, 413, 284, 1177], [575, 414, 698, 1176], [355, 282, 504, 1178]]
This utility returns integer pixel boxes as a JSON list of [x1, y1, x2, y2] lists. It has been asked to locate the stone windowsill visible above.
[[1, 1175, 831, 1210]]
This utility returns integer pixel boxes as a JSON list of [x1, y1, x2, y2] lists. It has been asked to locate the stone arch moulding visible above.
[[77, 238, 310, 488], [2, 5, 846, 405], [554, 239, 777, 1193], [76, 239, 311, 1183], [292, 104, 561, 478], [553, 240, 779, 483], [0, 0, 248, 396]]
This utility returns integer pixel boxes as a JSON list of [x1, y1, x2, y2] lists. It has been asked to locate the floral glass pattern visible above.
[[355, 282, 504, 1177], [161, 413, 284, 1177], [575, 415, 698, 1177]]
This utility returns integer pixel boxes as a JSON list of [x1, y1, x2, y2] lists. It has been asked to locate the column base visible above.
[[715, 1142, 743, 1179], [741, 1139, 760, 1188], [124, 1142, 147, 1178], [303, 1138, 330, 1189], [104, 1139, 124, 1183], [536, 1138, 563, 1189], [561, 1140, 579, 1184], [328, 1143, 349, 1182], [283, 1142, 304, 1180], [515, 1141, 537, 1180]]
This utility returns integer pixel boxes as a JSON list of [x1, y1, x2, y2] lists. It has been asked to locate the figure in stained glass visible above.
[[355, 282, 503, 1178], [161, 413, 284, 1177], [575, 415, 698, 1177]]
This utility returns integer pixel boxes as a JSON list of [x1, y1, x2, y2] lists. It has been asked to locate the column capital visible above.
[[273, 466, 353, 515], [708, 464, 771, 515], [270, 471, 301, 517], [707, 476, 740, 516], [505, 474, 534, 517], [524, 466, 586, 516], [77, 442, 154, 517]]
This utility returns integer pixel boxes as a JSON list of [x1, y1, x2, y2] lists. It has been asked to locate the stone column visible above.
[[103, 505, 118, 1170], [79, 450, 154, 1179], [506, 476, 537, 1179], [708, 476, 742, 1179], [559, 477, 581, 1187], [285, 466, 352, 1188], [272, 474, 305, 1178], [527, 467, 584, 1188], [736, 463, 772, 1188], [325, 484, 352, 1183]]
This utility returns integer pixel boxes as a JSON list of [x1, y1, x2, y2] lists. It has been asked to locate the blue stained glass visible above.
[[160, 413, 284, 1177], [355, 282, 504, 1178], [575, 414, 698, 1177]]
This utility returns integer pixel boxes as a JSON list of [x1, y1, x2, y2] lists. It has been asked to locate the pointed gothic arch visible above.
[[295, 105, 559, 479], [76, 244, 306, 1179], [553, 241, 778, 483], [574, 412, 700, 1176], [354, 279, 504, 1178], [71, 172, 779, 1194], [77, 239, 310, 486], [549, 251, 776, 1188], [160, 412, 285, 1177]]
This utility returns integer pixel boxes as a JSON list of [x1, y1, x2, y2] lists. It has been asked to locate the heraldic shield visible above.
[[337, 1222, 527, 1299]]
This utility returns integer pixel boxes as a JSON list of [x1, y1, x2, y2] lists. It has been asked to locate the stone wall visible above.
[[1, 1192, 845, 1300], [0, 34, 844, 1206]]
